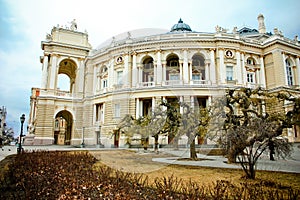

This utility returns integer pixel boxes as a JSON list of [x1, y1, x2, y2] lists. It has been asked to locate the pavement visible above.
[[1, 144, 299, 173]]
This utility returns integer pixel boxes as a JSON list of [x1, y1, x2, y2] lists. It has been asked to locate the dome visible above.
[[170, 18, 192, 32]]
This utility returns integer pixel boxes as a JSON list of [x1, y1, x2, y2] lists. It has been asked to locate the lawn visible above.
[[91, 149, 300, 190], [0, 150, 299, 199]]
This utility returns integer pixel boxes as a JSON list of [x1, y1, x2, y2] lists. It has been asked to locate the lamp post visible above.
[[98, 125, 104, 148], [81, 127, 85, 148], [17, 114, 25, 154]]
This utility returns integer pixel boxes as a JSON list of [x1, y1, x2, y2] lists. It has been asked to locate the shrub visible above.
[[0, 151, 298, 199]]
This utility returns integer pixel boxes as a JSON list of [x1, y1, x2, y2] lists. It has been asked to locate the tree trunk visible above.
[[153, 135, 159, 152], [249, 162, 256, 179], [227, 147, 237, 163], [190, 138, 197, 160]]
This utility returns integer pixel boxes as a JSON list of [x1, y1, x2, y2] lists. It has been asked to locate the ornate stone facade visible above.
[[28, 15, 300, 146]]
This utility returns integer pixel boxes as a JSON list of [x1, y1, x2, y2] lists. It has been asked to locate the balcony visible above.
[[163, 80, 183, 86], [138, 81, 155, 88], [190, 80, 210, 85], [38, 89, 72, 98]]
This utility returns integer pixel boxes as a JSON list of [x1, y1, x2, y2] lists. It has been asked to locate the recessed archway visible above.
[[54, 110, 73, 145]]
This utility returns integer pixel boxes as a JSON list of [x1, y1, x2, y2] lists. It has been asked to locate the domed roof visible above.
[[170, 18, 192, 32]]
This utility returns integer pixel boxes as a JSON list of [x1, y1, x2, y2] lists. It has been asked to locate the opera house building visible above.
[[27, 15, 300, 146]]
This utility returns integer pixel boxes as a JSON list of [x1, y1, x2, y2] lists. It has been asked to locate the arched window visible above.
[[142, 57, 154, 82], [246, 58, 255, 65], [192, 54, 205, 80], [166, 54, 180, 81], [286, 59, 293, 86], [100, 66, 108, 89]]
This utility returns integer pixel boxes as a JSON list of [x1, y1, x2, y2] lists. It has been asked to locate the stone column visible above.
[[190, 96, 194, 109], [219, 49, 226, 84], [152, 97, 155, 113], [256, 69, 260, 86], [138, 65, 143, 84], [108, 58, 114, 88], [260, 56, 266, 88], [282, 52, 288, 85], [93, 65, 97, 93], [124, 54, 129, 87], [183, 49, 189, 84], [135, 98, 140, 118], [205, 63, 209, 83], [296, 57, 300, 85], [154, 63, 157, 84], [180, 96, 183, 114], [49, 55, 58, 90], [41, 54, 48, 89], [77, 60, 85, 94], [236, 51, 242, 85], [207, 96, 212, 107], [210, 49, 216, 84], [156, 51, 162, 84], [162, 63, 167, 83], [132, 53, 137, 87], [179, 62, 183, 82], [162, 96, 167, 111], [241, 53, 247, 85], [189, 61, 193, 84]]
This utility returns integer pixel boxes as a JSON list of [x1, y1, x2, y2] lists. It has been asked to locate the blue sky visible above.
[[0, 0, 299, 135]]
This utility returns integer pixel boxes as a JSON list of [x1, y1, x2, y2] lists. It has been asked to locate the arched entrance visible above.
[[54, 110, 73, 145]]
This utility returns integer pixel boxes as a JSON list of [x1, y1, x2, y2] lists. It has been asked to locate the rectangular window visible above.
[[114, 104, 120, 118], [170, 74, 179, 80], [192, 74, 200, 80], [102, 79, 108, 88], [96, 103, 104, 122], [247, 73, 254, 83], [226, 66, 233, 81], [117, 71, 123, 85], [286, 66, 293, 86]]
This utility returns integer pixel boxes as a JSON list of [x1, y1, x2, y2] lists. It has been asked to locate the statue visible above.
[[70, 19, 77, 31], [28, 122, 35, 134], [46, 33, 52, 41], [127, 31, 131, 39], [294, 35, 298, 42], [215, 25, 228, 33], [232, 27, 238, 34]]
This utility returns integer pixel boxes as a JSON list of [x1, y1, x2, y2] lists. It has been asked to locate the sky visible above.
[[0, 0, 300, 135]]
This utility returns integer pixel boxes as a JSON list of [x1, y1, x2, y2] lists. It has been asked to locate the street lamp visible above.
[[98, 125, 104, 148], [81, 127, 85, 148], [17, 114, 25, 154]]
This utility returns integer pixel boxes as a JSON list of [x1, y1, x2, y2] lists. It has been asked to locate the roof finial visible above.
[[178, 18, 183, 23]]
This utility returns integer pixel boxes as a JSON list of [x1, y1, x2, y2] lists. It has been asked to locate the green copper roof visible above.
[[170, 18, 192, 32]]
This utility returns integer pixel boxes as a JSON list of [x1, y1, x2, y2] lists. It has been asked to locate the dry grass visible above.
[[91, 149, 300, 190]]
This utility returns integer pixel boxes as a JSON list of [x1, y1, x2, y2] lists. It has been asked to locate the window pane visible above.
[[170, 74, 179, 80], [117, 71, 123, 84], [114, 104, 120, 118], [226, 66, 233, 81], [192, 74, 200, 80], [286, 60, 293, 85]]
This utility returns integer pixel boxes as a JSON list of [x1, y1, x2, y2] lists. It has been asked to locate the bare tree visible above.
[[180, 103, 210, 160], [160, 100, 181, 149], [218, 87, 296, 179]]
